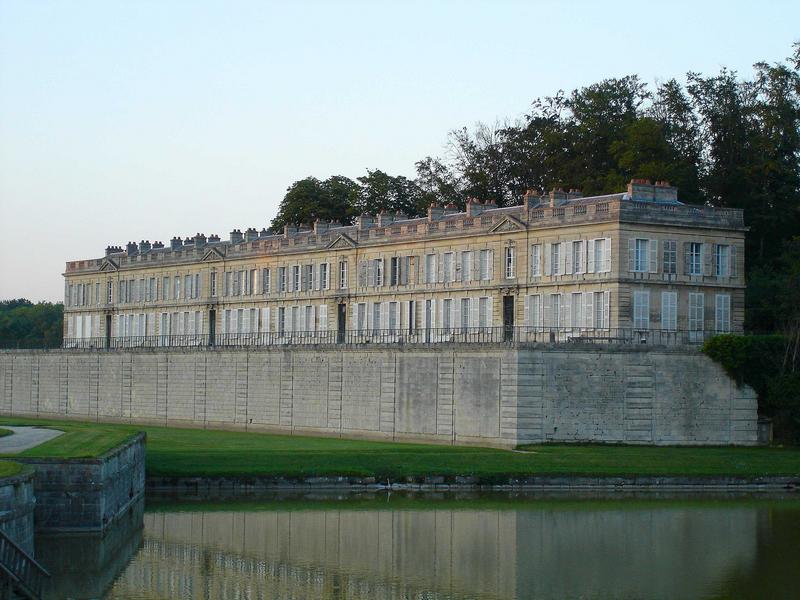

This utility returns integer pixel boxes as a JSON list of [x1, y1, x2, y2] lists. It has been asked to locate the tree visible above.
[[269, 176, 358, 232], [354, 169, 426, 217], [0, 299, 63, 348]]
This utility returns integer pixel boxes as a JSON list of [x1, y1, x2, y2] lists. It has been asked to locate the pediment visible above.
[[201, 247, 226, 262], [327, 234, 357, 249], [99, 259, 119, 272], [489, 215, 526, 233]]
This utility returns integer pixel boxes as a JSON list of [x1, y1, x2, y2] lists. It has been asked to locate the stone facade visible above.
[[61, 180, 746, 346], [0, 346, 758, 447]]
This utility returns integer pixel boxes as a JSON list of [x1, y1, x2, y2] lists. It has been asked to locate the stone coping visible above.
[[147, 474, 800, 493], [14, 432, 145, 466]]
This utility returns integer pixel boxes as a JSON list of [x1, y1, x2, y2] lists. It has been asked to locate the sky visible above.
[[1, 0, 798, 302]]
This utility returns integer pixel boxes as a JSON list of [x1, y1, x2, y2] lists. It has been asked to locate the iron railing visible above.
[[0, 528, 49, 600], [59, 326, 722, 350]]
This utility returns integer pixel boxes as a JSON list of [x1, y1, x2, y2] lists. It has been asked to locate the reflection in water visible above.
[[44, 493, 800, 600]]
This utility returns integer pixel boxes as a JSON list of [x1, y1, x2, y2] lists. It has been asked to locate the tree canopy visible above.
[[0, 299, 63, 348]]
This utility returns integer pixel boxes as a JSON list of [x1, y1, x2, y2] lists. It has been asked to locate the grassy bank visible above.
[[0, 461, 24, 478], [1, 417, 799, 479], [0, 428, 12, 438]]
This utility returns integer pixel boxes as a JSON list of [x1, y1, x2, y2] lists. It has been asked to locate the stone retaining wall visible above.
[[0, 345, 758, 447], [0, 467, 35, 553]]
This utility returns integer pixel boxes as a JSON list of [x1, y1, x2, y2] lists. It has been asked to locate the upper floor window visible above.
[[504, 247, 515, 279], [278, 267, 287, 293], [633, 239, 649, 272], [530, 245, 541, 277], [571, 241, 584, 274], [479, 249, 492, 281], [339, 260, 348, 289], [551, 243, 561, 276], [715, 294, 731, 332], [425, 254, 437, 284], [461, 251, 474, 282], [292, 265, 301, 291], [443, 252, 455, 282], [320, 263, 329, 290], [663, 240, 677, 274], [373, 258, 384, 287], [715, 244, 730, 277], [689, 242, 703, 275], [261, 268, 270, 294], [633, 290, 650, 329]]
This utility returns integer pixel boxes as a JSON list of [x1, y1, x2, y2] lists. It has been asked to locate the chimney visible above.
[[523, 190, 540, 211], [376, 210, 395, 227], [170, 237, 182, 250], [443, 203, 459, 215], [549, 188, 567, 208], [466, 197, 485, 217], [244, 227, 258, 242], [152, 241, 164, 249], [259, 228, 269, 238], [184, 236, 194, 247], [230, 229, 243, 244], [313, 219, 329, 235], [194, 233, 207, 248], [139, 240, 151, 253], [126, 241, 139, 256], [105, 245, 122, 256], [282, 225, 297, 238], [427, 203, 444, 221], [208, 234, 220, 243], [567, 189, 583, 200], [483, 199, 498, 210], [627, 179, 655, 201], [653, 180, 678, 203], [394, 211, 407, 221], [356, 213, 374, 230]]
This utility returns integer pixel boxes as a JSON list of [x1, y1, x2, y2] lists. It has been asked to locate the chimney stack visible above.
[[627, 179, 655, 201], [244, 227, 258, 242], [443, 203, 459, 215], [356, 213, 374, 230], [194, 233, 207, 248], [653, 180, 678, 203], [126, 241, 139, 256], [313, 220, 329, 235], [152, 241, 164, 249], [170, 237, 182, 250], [427, 203, 444, 221], [259, 228, 269, 238], [105, 245, 123, 256], [465, 197, 485, 217], [567, 189, 583, 200], [376, 210, 396, 227], [139, 240, 151, 253], [230, 229, 243, 244], [208, 234, 220, 243], [523, 189, 541, 211], [549, 188, 567, 208]]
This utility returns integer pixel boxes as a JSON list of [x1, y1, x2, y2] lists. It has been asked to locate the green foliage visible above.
[[0, 428, 13, 438], [0, 299, 63, 349]]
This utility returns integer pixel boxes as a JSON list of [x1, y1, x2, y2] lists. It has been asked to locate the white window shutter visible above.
[[487, 250, 494, 280], [400, 301, 408, 331], [730, 245, 737, 277], [543, 297, 551, 329], [470, 297, 479, 327], [318, 304, 327, 331], [544, 244, 551, 275], [587, 240, 596, 273], [584, 292, 593, 328], [351, 304, 358, 330], [579, 242, 586, 273], [560, 242, 568, 274], [604, 291, 611, 328], [562, 294, 571, 328], [604, 238, 612, 272], [486, 296, 493, 326], [524, 295, 530, 327], [628, 238, 636, 272], [649, 239, 658, 273], [703, 243, 712, 276], [231, 309, 238, 335], [453, 298, 461, 330], [565, 242, 574, 275], [380, 302, 387, 331], [260, 308, 268, 333]]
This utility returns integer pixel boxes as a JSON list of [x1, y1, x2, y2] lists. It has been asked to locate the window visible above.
[[442, 299, 452, 331], [408, 301, 417, 332], [572, 241, 584, 274], [390, 257, 400, 286], [291, 306, 299, 332], [504, 247, 515, 279], [715, 294, 731, 332], [425, 254, 437, 283], [633, 290, 650, 329], [209, 272, 216, 297], [174, 276, 181, 300], [389, 302, 399, 331], [549, 294, 561, 327], [479, 297, 490, 327], [661, 291, 677, 330], [530, 245, 541, 277], [551, 243, 561, 275], [223, 272, 230, 296], [106, 281, 113, 304], [248, 270, 256, 295], [663, 240, 677, 274], [185, 274, 193, 298], [571, 293, 583, 328], [278, 267, 287, 292], [461, 251, 474, 282], [479, 249, 492, 280], [261, 268, 270, 294], [339, 261, 348, 289], [594, 292, 607, 329], [715, 245, 730, 277], [277, 307, 286, 335], [528, 295, 541, 328], [147, 278, 155, 302], [95, 282, 100, 304], [443, 252, 455, 282], [292, 265, 301, 291], [357, 303, 366, 332], [460, 298, 470, 330], [320, 263, 329, 290], [689, 293, 704, 338], [304, 305, 313, 331], [634, 239, 649, 272], [689, 243, 703, 275], [373, 258, 384, 287], [372, 302, 381, 333], [302, 264, 313, 291], [593, 240, 603, 273]]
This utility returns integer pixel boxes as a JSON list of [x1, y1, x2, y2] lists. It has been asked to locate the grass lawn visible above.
[[0, 461, 24, 478], [0, 428, 13, 438], [0, 416, 799, 479]]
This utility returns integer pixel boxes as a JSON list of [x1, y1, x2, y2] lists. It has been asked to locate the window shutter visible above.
[[487, 250, 494, 280], [604, 238, 612, 272], [649, 239, 658, 273], [486, 296, 493, 327], [455, 252, 462, 282], [261, 308, 269, 333], [437, 254, 445, 283], [380, 302, 388, 332], [683, 242, 691, 275], [317, 304, 326, 331], [587, 240, 596, 273], [579, 242, 586, 273], [581, 292, 591, 328], [711, 243, 718, 276], [231, 309, 238, 335], [628, 238, 636, 272], [562, 294, 571, 328], [543, 297, 551, 329], [703, 243, 712, 276], [523, 295, 530, 327], [400, 301, 408, 331], [565, 242, 574, 275], [453, 299, 461, 331], [352, 304, 358, 330], [730, 245, 737, 277], [472, 253, 479, 282], [544, 244, 552, 275], [604, 291, 611, 328]]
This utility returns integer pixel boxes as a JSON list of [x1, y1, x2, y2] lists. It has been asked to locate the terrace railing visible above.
[[59, 326, 721, 350]]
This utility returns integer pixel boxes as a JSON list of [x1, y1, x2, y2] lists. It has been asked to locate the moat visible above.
[[33, 492, 800, 600]]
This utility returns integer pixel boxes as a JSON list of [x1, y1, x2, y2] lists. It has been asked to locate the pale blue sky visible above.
[[1, 0, 797, 301]]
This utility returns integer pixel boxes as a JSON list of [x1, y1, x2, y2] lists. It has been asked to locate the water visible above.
[[35, 493, 800, 600]]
